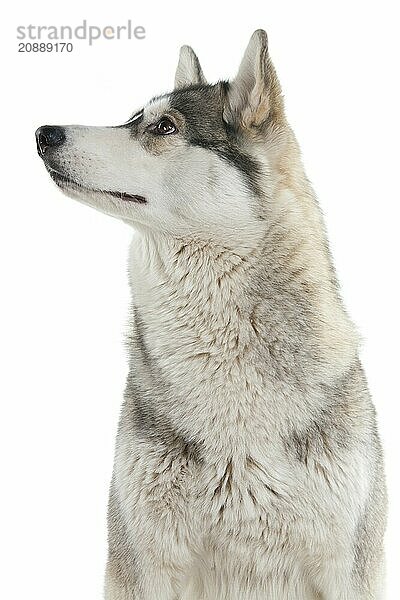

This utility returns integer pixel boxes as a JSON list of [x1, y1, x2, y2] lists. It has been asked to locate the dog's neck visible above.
[[126, 187, 359, 448], [129, 188, 358, 372], [129, 231, 259, 364]]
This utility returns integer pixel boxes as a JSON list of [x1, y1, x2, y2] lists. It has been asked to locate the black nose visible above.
[[36, 126, 65, 156]]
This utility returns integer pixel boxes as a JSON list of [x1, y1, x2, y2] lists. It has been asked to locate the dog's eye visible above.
[[154, 117, 177, 136]]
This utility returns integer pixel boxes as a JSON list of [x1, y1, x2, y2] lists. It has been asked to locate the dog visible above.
[[36, 29, 387, 600]]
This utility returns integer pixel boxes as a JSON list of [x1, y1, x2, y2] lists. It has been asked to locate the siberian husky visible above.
[[36, 30, 386, 600]]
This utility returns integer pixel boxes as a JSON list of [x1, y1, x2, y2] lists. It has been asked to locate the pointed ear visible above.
[[174, 45, 207, 89], [223, 30, 282, 128]]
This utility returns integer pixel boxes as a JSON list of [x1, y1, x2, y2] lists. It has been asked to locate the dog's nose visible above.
[[36, 126, 65, 156]]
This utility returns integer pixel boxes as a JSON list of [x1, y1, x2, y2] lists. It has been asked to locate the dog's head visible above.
[[36, 30, 288, 248]]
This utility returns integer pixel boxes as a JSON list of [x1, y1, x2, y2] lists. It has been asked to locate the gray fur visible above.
[[123, 307, 202, 461], [150, 83, 265, 195]]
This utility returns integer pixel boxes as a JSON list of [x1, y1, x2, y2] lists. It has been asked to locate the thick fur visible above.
[[38, 30, 386, 599]]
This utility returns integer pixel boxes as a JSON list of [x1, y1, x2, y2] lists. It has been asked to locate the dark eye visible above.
[[154, 117, 177, 135]]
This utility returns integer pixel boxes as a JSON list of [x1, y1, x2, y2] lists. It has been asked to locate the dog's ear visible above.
[[223, 30, 282, 129], [174, 45, 207, 89]]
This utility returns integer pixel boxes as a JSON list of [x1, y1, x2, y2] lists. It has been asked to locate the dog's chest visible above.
[[124, 238, 361, 554]]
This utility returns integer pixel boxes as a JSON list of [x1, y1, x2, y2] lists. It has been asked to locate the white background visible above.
[[1, 1, 399, 598]]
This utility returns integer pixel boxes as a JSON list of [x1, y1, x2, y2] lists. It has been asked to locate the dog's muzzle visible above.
[[36, 126, 66, 157]]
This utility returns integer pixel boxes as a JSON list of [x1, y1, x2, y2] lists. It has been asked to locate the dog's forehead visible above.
[[144, 84, 223, 123], [170, 85, 223, 121]]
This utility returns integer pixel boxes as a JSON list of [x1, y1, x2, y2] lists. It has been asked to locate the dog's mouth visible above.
[[48, 168, 147, 204]]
